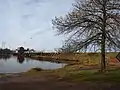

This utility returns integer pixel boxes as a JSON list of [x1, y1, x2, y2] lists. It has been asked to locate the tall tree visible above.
[[18, 47, 25, 55], [52, 0, 120, 72]]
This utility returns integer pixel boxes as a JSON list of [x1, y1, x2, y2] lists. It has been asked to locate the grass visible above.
[[64, 68, 120, 83], [30, 52, 119, 66], [23, 63, 120, 83], [23, 52, 120, 83], [0, 74, 6, 78]]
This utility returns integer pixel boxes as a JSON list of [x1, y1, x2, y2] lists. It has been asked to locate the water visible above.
[[0, 55, 66, 73]]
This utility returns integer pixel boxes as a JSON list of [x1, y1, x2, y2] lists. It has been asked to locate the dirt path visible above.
[[0, 75, 120, 90]]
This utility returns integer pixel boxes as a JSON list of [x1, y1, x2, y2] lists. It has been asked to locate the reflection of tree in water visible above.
[[26, 58, 29, 62], [0, 54, 11, 60], [17, 55, 25, 64]]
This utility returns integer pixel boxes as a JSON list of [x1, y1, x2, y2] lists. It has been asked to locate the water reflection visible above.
[[17, 55, 25, 64], [0, 56, 66, 73], [0, 54, 11, 60]]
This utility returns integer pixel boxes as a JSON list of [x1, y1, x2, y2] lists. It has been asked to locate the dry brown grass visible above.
[[51, 52, 119, 65], [29, 52, 120, 67]]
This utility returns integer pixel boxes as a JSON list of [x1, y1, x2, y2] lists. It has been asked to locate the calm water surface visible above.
[[0, 55, 66, 73]]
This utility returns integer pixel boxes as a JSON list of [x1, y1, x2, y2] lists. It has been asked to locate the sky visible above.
[[0, 0, 74, 51]]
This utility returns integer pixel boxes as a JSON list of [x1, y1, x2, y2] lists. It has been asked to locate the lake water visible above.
[[0, 55, 66, 73]]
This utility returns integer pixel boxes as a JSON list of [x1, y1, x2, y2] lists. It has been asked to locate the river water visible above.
[[0, 55, 66, 73]]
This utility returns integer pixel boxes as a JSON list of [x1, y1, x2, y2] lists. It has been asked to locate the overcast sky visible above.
[[0, 0, 74, 51]]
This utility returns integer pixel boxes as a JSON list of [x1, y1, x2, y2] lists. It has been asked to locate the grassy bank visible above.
[[64, 68, 120, 83], [25, 52, 119, 66], [19, 52, 120, 83], [22, 62, 120, 83], [23, 68, 120, 83]]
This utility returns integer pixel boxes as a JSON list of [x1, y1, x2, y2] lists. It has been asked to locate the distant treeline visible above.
[[0, 48, 13, 55]]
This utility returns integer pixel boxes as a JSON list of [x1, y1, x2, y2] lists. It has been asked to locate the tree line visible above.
[[0, 48, 13, 55]]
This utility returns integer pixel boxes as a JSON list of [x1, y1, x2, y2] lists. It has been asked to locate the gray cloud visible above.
[[0, 0, 74, 51]]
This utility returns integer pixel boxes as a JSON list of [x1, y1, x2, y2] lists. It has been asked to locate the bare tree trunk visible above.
[[101, 0, 106, 72], [101, 33, 106, 72]]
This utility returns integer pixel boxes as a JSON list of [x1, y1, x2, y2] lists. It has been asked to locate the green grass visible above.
[[64, 68, 120, 83]]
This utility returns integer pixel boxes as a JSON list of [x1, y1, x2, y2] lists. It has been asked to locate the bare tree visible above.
[[52, 0, 120, 72]]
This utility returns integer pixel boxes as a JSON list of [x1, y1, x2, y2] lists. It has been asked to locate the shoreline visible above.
[[26, 55, 78, 64]]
